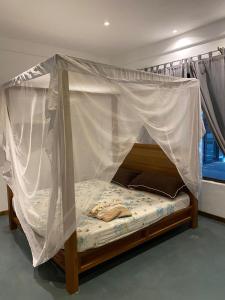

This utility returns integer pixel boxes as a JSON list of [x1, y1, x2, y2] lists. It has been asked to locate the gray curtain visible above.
[[148, 60, 190, 78], [191, 56, 225, 154], [148, 55, 225, 154]]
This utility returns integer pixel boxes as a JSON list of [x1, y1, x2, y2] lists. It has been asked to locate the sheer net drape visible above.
[[191, 56, 225, 155], [0, 55, 203, 266], [149, 55, 225, 155]]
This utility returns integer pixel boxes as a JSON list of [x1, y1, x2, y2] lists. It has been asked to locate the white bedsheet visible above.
[[21, 180, 190, 252]]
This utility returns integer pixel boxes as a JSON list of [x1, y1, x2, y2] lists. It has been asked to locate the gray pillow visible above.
[[129, 170, 185, 198], [112, 168, 140, 187]]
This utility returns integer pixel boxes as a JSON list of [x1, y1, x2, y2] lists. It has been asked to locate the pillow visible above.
[[128, 170, 185, 198], [112, 167, 140, 187]]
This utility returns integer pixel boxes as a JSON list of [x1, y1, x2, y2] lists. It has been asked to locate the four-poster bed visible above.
[[7, 143, 198, 294], [0, 54, 202, 294]]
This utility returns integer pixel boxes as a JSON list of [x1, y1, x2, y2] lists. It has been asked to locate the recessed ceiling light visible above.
[[104, 21, 110, 27], [173, 29, 178, 34]]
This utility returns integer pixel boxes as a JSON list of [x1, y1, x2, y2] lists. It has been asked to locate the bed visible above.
[[7, 143, 198, 294], [1, 54, 202, 295]]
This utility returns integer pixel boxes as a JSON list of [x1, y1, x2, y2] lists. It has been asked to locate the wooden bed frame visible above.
[[7, 144, 198, 294]]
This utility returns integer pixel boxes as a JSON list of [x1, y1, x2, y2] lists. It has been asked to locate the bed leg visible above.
[[190, 193, 198, 229], [64, 231, 79, 294], [7, 185, 17, 230]]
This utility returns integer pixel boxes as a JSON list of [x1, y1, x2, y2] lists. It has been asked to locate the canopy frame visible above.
[[1, 54, 202, 294]]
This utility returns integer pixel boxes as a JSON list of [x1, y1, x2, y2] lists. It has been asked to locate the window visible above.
[[202, 114, 225, 181]]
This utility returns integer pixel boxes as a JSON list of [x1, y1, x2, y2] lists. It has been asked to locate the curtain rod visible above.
[[142, 47, 225, 71]]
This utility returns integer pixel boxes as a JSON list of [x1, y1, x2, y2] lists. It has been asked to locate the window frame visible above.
[[202, 114, 225, 183]]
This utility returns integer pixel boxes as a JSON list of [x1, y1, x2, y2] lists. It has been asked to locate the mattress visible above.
[[21, 180, 190, 252]]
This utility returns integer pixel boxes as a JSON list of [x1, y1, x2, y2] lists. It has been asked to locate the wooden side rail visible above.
[[52, 204, 195, 274]]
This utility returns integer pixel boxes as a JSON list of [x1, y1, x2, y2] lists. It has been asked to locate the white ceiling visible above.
[[1, 0, 225, 58]]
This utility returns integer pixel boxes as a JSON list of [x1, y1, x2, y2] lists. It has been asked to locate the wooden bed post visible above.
[[58, 66, 79, 294], [7, 185, 17, 230], [189, 192, 198, 228], [64, 231, 79, 294]]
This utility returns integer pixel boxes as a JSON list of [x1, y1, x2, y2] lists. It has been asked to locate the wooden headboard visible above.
[[121, 143, 179, 177]]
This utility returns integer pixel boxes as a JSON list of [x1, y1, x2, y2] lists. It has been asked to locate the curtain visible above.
[[191, 56, 225, 155], [148, 60, 190, 78], [149, 55, 225, 154]]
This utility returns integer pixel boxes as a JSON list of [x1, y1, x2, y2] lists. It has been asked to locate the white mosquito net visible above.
[[0, 54, 203, 266]]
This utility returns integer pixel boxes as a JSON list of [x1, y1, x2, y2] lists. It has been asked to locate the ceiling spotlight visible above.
[[173, 29, 178, 34], [104, 21, 110, 27]]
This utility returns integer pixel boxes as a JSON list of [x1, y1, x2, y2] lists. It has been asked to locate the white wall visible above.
[[111, 19, 225, 218], [199, 181, 225, 217], [0, 36, 110, 212], [0, 36, 110, 85], [111, 18, 225, 68]]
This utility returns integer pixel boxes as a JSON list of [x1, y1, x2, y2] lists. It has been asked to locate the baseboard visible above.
[[199, 210, 225, 224], [0, 210, 8, 216]]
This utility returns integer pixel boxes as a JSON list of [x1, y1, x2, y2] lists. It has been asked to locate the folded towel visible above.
[[89, 200, 132, 222]]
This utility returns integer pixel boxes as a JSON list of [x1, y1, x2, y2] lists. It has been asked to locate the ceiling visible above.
[[1, 0, 225, 58]]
